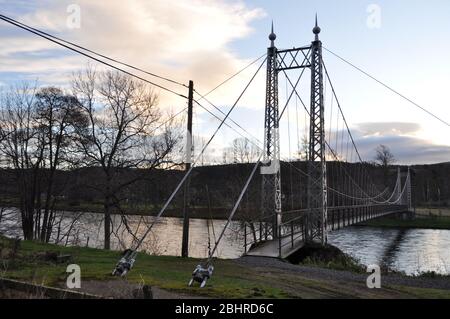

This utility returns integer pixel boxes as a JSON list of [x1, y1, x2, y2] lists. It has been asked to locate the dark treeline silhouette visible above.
[[1, 160, 445, 222]]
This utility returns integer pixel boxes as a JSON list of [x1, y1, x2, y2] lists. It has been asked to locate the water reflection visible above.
[[1, 208, 449, 275], [328, 227, 450, 275]]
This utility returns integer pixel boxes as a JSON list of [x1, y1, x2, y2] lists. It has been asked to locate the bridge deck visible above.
[[245, 209, 406, 259], [246, 234, 305, 259]]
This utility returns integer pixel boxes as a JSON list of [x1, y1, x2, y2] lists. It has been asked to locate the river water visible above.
[[1, 208, 449, 275]]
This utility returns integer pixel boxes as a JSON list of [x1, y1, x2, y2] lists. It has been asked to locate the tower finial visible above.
[[313, 14, 321, 41], [269, 20, 276, 46]]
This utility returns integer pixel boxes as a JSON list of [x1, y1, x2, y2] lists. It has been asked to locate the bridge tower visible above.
[[306, 16, 328, 245], [261, 23, 282, 239], [406, 167, 412, 211], [395, 167, 402, 204]]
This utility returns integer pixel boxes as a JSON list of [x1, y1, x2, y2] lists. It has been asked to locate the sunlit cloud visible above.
[[351, 122, 450, 165], [0, 0, 266, 109]]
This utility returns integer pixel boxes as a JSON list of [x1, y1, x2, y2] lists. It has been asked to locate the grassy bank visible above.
[[416, 208, 450, 218], [1, 236, 450, 299], [358, 216, 450, 230], [0, 236, 288, 299]]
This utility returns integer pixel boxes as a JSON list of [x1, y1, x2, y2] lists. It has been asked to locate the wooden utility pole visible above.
[[181, 80, 194, 258]]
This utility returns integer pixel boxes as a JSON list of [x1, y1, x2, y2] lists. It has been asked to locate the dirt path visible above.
[[69, 258, 450, 299], [234, 256, 450, 298], [75, 280, 206, 299]]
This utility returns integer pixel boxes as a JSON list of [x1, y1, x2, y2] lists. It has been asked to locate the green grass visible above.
[[358, 216, 450, 230], [386, 285, 450, 299], [416, 208, 450, 218], [1, 236, 450, 299], [300, 255, 366, 274], [293, 244, 367, 274], [0, 236, 289, 299]]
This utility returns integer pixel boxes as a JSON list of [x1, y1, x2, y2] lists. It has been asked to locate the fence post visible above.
[[244, 223, 247, 253], [291, 221, 294, 248], [278, 225, 282, 258]]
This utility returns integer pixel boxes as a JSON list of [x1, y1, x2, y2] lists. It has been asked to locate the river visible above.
[[1, 208, 449, 275]]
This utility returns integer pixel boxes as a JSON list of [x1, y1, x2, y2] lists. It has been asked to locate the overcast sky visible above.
[[0, 0, 449, 165]]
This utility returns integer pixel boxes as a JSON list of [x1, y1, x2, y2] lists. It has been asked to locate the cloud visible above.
[[349, 122, 450, 165], [355, 122, 421, 137], [0, 0, 266, 108]]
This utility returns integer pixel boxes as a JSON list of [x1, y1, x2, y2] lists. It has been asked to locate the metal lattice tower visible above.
[[306, 17, 328, 245], [395, 167, 402, 204], [406, 167, 412, 210], [261, 23, 282, 239]]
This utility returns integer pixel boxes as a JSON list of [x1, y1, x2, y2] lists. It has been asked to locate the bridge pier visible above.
[[331, 211, 334, 231], [344, 210, 347, 228], [346, 209, 350, 226]]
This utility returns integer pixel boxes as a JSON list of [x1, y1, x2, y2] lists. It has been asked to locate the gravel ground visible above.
[[76, 280, 206, 299], [236, 256, 450, 291]]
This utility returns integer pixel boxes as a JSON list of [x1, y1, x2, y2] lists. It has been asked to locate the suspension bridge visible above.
[[1, 14, 432, 280], [243, 19, 413, 259], [123, 17, 415, 266]]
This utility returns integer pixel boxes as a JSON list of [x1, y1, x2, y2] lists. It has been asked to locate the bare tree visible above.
[[374, 144, 395, 167], [231, 138, 260, 164], [0, 83, 39, 240], [222, 146, 234, 164], [297, 136, 309, 161], [72, 68, 181, 249], [0, 84, 84, 241], [34, 87, 87, 242], [375, 144, 396, 185]]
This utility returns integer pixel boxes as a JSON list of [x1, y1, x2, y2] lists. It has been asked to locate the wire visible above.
[[284, 68, 386, 200], [0, 12, 269, 150], [196, 53, 267, 100], [192, 53, 267, 144], [194, 66, 308, 160], [323, 46, 450, 128], [193, 56, 307, 153], [323, 59, 384, 195], [208, 155, 262, 260], [194, 93, 262, 146], [0, 14, 186, 88], [131, 57, 267, 253], [194, 101, 261, 147], [0, 14, 188, 99]]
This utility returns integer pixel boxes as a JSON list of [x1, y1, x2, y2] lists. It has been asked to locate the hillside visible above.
[[0, 162, 448, 219]]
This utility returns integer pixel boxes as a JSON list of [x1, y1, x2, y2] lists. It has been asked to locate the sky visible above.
[[0, 0, 449, 165]]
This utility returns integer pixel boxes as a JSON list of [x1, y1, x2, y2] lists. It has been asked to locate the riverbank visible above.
[[416, 208, 450, 217], [1, 235, 449, 299], [0, 198, 233, 220], [357, 215, 450, 230]]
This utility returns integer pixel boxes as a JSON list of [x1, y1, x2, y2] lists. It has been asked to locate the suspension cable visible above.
[[130, 57, 267, 252], [0, 14, 188, 99], [323, 46, 450, 127]]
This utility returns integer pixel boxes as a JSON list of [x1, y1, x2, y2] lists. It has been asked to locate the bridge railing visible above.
[[277, 215, 306, 257], [243, 213, 278, 253], [244, 203, 409, 256]]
